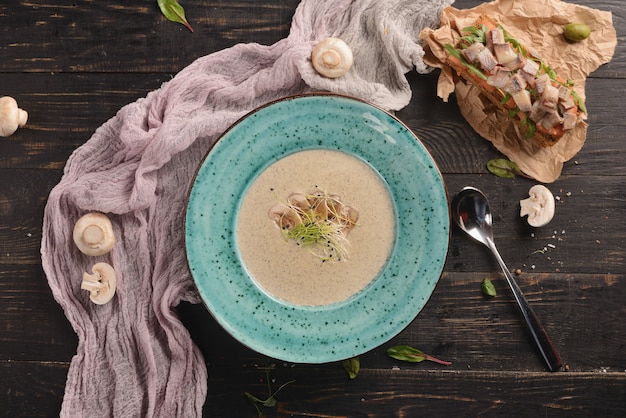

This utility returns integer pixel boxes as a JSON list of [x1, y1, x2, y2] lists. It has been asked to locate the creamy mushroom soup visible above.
[[236, 149, 395, 306]]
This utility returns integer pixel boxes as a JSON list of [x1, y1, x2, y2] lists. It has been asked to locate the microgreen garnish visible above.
[[269, 191, 358, 261], [245, 366, 295, 417]]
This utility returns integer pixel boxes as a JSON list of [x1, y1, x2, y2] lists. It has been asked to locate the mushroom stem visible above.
[[17, 109, 28, 127], [73, 212, 116, 256], [82, 224, 106, 248], [81, 275, 106, 293]]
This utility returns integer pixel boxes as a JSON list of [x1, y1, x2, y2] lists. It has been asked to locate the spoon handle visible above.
[[486, 237, 562, 372]]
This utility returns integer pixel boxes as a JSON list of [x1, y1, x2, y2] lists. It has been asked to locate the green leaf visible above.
[[443, 44, 488, 81], [261, 396, 277, 408], [342, 356, 360, 379], [444, 43, 462, 59], [244, 366, 294, 417], [459, 24, 487, 46], [387, 345, 452, 365], [481, 277, 497, 297], [157, 0, 194, 32], [486, 158, 520, 179], [570, 89, 587, 114]]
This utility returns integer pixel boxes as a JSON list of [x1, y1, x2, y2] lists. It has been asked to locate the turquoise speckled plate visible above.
[[185, 94, 449, 363]]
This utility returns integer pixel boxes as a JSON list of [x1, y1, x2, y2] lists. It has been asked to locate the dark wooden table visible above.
[[2, 0, 624, 416]]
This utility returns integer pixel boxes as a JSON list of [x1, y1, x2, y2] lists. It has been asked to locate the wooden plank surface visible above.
[[1, 0, 625, 416]]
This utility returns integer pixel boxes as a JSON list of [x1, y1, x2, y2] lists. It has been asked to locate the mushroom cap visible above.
[[73, 212, 116, 256], [520, 185, 555, 227], [0, 96, 28, 137], [311, 38, 353, 78], [81, 262, 117, 305]]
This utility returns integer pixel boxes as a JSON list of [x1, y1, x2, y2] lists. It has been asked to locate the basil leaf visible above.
[[387, 345, 452, 365], [487, 158, 519, 179], [157, 0, 194, 32], [482, 277, 497, 297], [387, 345, 428, 363], [342, 356, 360, 379]]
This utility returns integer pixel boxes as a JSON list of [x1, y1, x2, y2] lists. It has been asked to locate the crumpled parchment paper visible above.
[[420, 0, 617, 182]]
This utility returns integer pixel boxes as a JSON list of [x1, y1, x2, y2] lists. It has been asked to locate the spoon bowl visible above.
[[451, 187, 562, 372]]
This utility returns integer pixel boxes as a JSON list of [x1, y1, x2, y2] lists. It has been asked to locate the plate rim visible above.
[[184, 92, 450, 363]]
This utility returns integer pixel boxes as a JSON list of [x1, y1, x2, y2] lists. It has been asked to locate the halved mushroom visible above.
[[311, 38, 353, 78], [0, 96, 28, 137], [287, 193, 311, 210], [81, 262, 117, 305], [268, 204, 302, 231], [520, 185, 555, 227], [73, 212, 116, 256], [309, 193, 331, 220], [339, 206, 359, 233]]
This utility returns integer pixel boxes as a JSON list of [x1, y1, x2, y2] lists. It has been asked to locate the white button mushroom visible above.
[[81, 262, 117, 305], [311, 37, 353, 78], [520, 185, 555, 227], [0, 96, 28, 137], [73, 212, 116, 256]]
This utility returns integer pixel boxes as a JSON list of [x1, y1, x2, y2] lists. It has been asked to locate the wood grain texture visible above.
[[203, 368, 626, 417], [0, 0, 625, 416], [0, 0, 299, 73], [179, 271, 626, 373]]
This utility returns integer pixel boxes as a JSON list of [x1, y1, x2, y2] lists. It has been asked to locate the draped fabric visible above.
[[41, 0, 452, 415]]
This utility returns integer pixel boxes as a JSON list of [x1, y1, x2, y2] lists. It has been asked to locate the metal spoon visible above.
[[451, 186, 562, 372]]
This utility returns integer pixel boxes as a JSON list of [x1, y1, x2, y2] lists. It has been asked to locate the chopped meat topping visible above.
[[478, 47, 499, 72], [449, 21, 584, 139]]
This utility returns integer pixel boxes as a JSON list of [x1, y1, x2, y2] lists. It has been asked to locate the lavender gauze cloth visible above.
[[41, 0, 453, 416]]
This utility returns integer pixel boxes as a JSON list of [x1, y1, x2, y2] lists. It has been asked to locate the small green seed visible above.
[[563, 23, 591, 42]]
